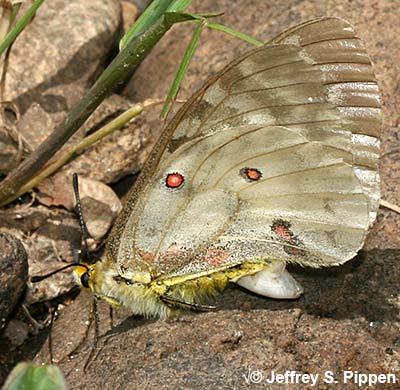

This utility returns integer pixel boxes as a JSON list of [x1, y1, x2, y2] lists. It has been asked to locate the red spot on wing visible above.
[[271, 219, 305, 256], [205, 247, 230, 267], [274, 225, 292, 241], [240, 167, 262, 182], [166, 173, 184, 188]]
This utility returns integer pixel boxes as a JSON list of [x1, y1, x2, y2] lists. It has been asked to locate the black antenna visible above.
[[72, 173, 91, 264], [31, 262, 88, 283], [31, 174, 92, 283]]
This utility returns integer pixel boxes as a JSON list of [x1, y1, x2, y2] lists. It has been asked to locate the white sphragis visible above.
[[235, 261, 304, 299]]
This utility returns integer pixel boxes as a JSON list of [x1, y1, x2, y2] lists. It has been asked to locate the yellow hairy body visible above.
[[77, 260, 267, 318]]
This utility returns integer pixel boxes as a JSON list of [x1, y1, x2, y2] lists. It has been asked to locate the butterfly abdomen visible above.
[[89, 259, 271, 318]]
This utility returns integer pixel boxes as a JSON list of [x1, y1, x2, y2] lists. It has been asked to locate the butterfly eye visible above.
[[80, 272, 90, 288], [240, 167, 262, 182], [166, 172, 184, 189]]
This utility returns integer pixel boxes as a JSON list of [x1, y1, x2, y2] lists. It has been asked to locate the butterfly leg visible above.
[[160, 294, 217, 312], [234, 261, 303, 299]]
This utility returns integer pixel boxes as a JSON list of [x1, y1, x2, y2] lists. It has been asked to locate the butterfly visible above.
[[74, 17, 381, 318]]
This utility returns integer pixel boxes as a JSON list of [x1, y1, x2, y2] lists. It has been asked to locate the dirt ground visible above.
[[36, 250, 399, 389]]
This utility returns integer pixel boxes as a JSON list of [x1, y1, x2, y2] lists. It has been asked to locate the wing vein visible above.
[[239, 162, 350, 194], [208, 101, 329, 130], [301, 37, 362, 47], [228, 59, 304, 93], [228, 81, 319, 96]]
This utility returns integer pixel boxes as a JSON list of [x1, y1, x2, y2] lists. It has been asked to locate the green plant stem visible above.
[[120, 0, 175, 50], [14, 99, 164, 199], [0, 11, 200, 206], [120, 0, 193, 50], [9, 3, 22, 27], [0, 0, 45, 57], [206, 21, 264, 47], [0, 2, 21, 42], [166, 0, 193, 12], [161, 20, 204, 118]]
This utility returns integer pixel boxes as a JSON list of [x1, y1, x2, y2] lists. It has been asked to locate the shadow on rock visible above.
[[220, 249, 399, 323]]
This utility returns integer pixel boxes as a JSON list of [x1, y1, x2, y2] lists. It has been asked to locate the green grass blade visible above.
[[206, 21, 264, 47], [0, 0, 45, 57], [120, 0, 175, 50], [166, 0, 193, 12], [120, 0, 193, 50], [0, 2, 20, 42], [161, 19, 204, 118]]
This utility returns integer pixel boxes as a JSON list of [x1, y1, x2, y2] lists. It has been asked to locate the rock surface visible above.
[[0, 0, 122, 174], [39, 250, 399, 390], [0, 0, 155, 187], [0, 0, 399, 388], [0, 204, 81, 305], [0, 233, 28, 330], [60, 94, 155, 184]]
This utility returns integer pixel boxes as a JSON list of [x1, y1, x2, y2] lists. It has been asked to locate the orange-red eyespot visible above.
[[166, 172, 184, 188], [240, 167, 262, 182]]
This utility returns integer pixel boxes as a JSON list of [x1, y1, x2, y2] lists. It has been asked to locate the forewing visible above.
[[110, 18, 381, 278]]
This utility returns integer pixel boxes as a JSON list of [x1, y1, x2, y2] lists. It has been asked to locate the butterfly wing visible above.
[[108, 18, 381, 281]]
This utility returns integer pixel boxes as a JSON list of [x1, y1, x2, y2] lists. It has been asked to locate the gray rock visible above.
[[41, 250, 400, 390], [0, 233, 28, 330], [1, 0, 122, 171]]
